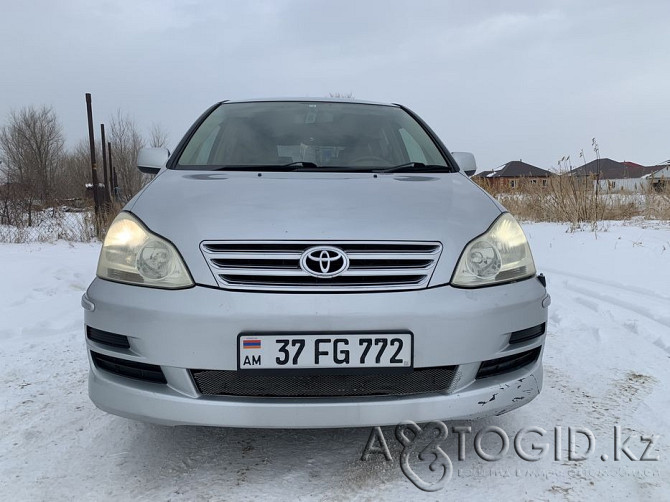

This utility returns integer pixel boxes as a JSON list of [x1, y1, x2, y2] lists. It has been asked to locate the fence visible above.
[[0, 201, 96, 243]]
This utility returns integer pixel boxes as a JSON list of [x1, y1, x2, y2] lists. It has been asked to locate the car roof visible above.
[[221, 97, 398, 107]]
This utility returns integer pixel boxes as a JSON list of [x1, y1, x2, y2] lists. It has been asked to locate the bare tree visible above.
[[0, 106, 65, 200], [108, 109, 146, 200], [148, 122, 169, 149], [328, 92, 355, 99], [0, 105, 65, 224], [57, 139, 96, 200]]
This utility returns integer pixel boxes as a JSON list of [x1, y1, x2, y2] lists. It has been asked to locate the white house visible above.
[[644, 163, 670, 192], [571, 159, 657, 192]]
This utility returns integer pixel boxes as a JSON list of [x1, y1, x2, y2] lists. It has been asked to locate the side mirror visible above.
[[137, 147, 170, 174], [451, 152, 477, 177]]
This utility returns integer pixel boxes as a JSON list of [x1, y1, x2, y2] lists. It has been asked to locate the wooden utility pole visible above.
[[85, 93, 101, 217], [100, 123, 110, 204], [108, 141, 117, 201]]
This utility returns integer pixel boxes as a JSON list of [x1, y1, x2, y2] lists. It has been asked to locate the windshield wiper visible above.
[[210, 161, 448, 173], [211, 162, 320, 172], [373, 162, 451, 173]]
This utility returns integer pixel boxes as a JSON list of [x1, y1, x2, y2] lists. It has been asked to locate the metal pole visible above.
[[108, 141, 117, 201], [100, 123, 110, 204], [85, 93, 100, 217]]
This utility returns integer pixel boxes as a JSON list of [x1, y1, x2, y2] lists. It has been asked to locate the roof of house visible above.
[[570, 158, 657, 180], [472, 170, 494, 178], [484, 161, 552, 178], [644, 165, 670, 179], [622, 161, 645, 169]]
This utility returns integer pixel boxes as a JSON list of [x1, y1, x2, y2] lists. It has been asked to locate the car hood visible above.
[[128, 170, 502, 287]]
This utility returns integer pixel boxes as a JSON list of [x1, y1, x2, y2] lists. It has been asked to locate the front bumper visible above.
[[83, 276, 549, 428]]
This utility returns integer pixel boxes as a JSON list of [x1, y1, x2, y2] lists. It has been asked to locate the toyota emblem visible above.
[[300, 246, 349, 278]]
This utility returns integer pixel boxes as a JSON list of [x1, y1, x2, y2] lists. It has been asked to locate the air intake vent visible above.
[[86, 326, 130, 349], [200, 241, 442, 292], [476, 347, 542, 379], [91, 352, 166, 384], [509, 323, 545, 344]]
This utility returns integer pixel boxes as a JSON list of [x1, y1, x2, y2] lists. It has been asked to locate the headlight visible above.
[[97, 212, 194, 289], [452, 213, 536, 287]]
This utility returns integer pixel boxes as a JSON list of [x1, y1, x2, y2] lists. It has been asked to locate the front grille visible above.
[[190, 367, 457, 397], [200, 241, 442, 292]]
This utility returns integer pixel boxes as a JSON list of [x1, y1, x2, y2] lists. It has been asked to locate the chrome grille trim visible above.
[[200, 241, 442, 292]]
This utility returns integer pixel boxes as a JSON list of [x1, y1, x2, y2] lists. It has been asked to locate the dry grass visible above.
[[94, 201, 124, 240], [475, 176, 670, 229], [643, 190, 670, 220]]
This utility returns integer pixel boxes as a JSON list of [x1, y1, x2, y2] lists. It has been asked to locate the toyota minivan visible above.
[[82, 98, 549, 427]]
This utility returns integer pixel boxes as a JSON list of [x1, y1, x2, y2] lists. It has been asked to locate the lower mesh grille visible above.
[[190, 367, 457, 397]]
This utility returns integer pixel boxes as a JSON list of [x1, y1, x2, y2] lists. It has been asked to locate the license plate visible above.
[[237, 333, 412, 370]]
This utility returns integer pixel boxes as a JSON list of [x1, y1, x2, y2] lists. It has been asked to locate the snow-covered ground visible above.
[[1, 221, 668, 501]]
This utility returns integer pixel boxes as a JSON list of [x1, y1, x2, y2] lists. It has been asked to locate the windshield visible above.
[[175, 101, 452, 171]]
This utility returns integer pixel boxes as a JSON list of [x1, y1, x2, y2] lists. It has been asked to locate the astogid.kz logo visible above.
[[361, 422, 661, 492], [396, 421, 453, 492]]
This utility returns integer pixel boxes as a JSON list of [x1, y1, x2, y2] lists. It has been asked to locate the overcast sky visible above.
[[1, 0, 669, 171]]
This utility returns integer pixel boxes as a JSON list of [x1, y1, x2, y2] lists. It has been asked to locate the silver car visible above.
[[82, 98, 549, 428]]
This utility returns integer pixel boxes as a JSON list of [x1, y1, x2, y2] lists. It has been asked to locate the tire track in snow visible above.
[[542, 266, 670, 302], [562, 281, 670, 330], [546, 269, 670, 355]]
